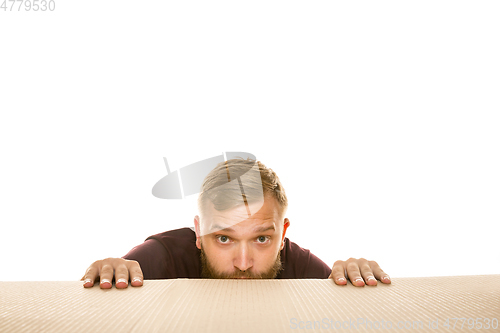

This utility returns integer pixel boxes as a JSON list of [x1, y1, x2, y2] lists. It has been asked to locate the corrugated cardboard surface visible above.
[[1, 275, 499, 332]]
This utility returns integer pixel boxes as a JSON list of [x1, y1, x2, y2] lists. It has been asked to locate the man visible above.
[[82, 158, 391, 289]]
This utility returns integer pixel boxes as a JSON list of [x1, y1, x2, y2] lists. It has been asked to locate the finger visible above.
[[329, 260, 347, 285], [82, 264, 99, 288], [127, 260, 144, 287], [369, 260, 391, 284], [358, 258, 377, 286], [99, 262, 114, 289], [114, 262, 130, 289], [345, 258, 365, 287]]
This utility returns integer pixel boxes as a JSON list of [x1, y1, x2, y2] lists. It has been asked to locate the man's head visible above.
[[194, 159, 290, 279]]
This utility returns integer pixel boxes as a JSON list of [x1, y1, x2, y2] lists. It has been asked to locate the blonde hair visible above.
[[197, 158, 288, 217]]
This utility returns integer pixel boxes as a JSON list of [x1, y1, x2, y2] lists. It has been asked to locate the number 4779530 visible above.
[[1, 0, 56, 11]]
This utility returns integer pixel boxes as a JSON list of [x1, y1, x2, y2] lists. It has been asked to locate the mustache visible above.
[[206, 262, 262, 279], [199, 243, 283, 279], [224, 271, 259, 279]]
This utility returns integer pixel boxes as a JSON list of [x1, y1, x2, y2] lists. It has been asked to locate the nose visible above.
[[233, 242, 253, 272]]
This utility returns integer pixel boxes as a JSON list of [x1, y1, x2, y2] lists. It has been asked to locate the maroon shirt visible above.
[[122, 227, 332, 279]]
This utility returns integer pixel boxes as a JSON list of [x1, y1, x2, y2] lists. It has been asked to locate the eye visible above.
[[217, 235, 230, 244], [257, 236, 270, 244]]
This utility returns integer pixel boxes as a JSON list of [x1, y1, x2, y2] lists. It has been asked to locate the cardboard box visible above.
[[1, 275, 499, 332]]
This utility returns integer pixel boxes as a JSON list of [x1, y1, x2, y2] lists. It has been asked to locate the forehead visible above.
[[201, 197, 282, 235]]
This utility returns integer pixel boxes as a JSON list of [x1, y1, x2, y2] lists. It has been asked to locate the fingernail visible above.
[[355, 278, 364, 285], [100, 279, 111, 285], [383, 275, 391, 281], [368, 276, 376, 281], [116, 278, 127, 284], [132, 277, 142, 283], [338, 277, 345, 282], [83, 279, 92, 284]]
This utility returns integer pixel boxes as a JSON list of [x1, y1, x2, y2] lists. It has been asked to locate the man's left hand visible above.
[[329, 258, 391, 286]]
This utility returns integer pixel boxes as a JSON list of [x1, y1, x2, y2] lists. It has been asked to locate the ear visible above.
[[280, 218, 290, 250], [194, 215, 202, 250]]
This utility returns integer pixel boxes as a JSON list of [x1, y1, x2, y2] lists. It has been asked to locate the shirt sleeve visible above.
[[279, 238, 332, 279], [122, 239, 171, 280], [302, 251, 332, 279]]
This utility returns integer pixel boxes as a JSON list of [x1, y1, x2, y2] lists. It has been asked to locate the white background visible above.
[[1, 1, 499, 281]]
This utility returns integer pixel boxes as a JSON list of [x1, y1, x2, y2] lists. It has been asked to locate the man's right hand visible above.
[[81, 258, 144, 289]]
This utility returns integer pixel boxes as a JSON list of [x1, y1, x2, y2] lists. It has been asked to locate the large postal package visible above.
[[1, 275, 499, 332]]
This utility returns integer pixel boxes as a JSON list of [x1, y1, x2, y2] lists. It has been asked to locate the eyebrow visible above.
[[254, 225, 276, 233], [210, 224, 276, 233]]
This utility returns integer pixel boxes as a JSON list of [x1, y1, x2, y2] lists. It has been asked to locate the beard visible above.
[[200, 243, 283, 279]]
